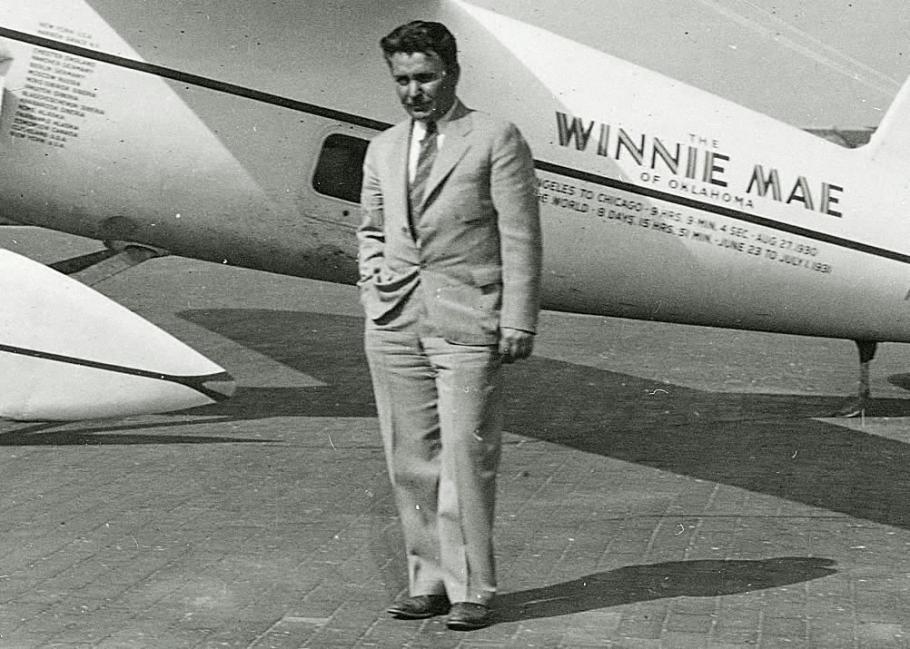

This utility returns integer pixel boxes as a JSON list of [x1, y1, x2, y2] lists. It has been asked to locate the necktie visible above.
[[409, 120, 438, 221]]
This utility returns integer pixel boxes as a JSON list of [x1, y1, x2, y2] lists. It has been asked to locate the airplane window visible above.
[[312, 133, 369, 203]]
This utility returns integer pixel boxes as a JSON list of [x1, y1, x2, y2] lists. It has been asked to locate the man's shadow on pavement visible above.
[[495, 556, 835, 622]]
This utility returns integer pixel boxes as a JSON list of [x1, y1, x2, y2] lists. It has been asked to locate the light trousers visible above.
[[365, 324, 503, 605]]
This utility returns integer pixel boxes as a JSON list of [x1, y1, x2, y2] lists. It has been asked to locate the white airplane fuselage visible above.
[[1, 0, 910, 343]]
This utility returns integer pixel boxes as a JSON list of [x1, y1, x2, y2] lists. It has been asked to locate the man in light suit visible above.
[[358, 20, 541, 631]]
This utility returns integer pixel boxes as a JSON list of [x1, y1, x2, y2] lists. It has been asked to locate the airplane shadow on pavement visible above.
[[173, 308, 910, 533], [6, 307, 909, 537]]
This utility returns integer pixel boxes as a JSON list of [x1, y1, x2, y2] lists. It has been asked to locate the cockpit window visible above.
[[312, 133, 369, 203]]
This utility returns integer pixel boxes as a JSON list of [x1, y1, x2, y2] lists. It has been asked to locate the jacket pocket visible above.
[[430, 280, 501, 344]]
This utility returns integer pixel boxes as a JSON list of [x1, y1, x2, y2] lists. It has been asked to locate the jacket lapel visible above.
[[388, 122, 411, 219], [419, 102, 472, 211]]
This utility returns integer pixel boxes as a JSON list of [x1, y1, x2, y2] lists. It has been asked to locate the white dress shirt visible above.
[[408, 100, 459, 183]]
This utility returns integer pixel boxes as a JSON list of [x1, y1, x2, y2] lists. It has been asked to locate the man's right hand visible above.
[[499, 327, 534, 363]]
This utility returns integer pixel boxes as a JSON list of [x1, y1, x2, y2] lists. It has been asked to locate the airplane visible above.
[[0, 0, 907, 420]]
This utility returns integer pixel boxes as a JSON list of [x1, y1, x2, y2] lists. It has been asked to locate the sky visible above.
[[466, 0, 909, 129]]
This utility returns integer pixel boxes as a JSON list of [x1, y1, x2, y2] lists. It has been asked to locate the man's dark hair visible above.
[[380, 21, 458, 71]]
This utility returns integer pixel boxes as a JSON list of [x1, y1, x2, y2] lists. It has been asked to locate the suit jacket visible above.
[[357, 101, 542, 345]]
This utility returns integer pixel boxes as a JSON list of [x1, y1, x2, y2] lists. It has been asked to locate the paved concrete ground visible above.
[[3, 228, 910, 648]]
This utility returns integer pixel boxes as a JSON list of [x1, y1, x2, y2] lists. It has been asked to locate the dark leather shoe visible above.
[[446, 602, 492, 630], [387, 594, 450, 619]]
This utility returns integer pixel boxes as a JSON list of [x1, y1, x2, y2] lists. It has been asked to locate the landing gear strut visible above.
[[832, 340, 877, 418]]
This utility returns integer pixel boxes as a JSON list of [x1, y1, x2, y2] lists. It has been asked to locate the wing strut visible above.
[[50, 242, 168, 286]]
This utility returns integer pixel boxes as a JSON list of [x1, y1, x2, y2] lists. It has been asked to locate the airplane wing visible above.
[[0, 248, 234, 420]]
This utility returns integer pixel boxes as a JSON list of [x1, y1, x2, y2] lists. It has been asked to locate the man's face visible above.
[[387, 51, 458, 122]]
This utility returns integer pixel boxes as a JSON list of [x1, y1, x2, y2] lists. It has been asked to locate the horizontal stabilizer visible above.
[[865, 76, 910, 162], [0, 248, 235, 420]]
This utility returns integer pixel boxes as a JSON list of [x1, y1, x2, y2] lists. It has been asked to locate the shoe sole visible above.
[[388, 610, 437, 619], [387, 603, 450, 619], [446, 619, 492, 630]]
